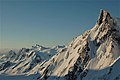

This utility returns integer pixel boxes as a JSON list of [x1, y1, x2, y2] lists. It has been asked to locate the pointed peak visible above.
[[97, 9, 112, 25]]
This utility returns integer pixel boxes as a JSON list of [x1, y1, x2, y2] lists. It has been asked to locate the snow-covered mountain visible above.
[[0, 44, 65, 75], [0, 10, 120, 80]]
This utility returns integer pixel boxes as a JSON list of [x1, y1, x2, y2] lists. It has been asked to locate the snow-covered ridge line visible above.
[[36, 10, 120, 80]]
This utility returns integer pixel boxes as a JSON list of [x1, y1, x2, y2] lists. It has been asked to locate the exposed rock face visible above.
[[97, 10, 112, 25]]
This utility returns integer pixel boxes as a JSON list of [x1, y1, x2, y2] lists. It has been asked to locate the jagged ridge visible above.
[[36, 10, 120, 80]]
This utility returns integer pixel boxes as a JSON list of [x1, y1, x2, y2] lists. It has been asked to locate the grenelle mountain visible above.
[[0, 10, 120, 80]]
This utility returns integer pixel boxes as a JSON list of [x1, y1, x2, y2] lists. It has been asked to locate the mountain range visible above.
[[0, 10, 120, 80]]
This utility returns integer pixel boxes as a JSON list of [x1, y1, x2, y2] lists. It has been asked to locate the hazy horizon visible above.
[[0, 0, 120, 49]]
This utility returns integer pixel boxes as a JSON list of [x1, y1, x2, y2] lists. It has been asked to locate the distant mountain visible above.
[[0, 44, 65, 75], [0, 10, 120, 80]]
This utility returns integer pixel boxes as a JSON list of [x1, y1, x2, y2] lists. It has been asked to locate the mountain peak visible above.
[[97, 9, 112, 25]]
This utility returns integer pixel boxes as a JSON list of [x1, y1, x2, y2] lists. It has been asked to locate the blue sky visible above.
[[0, 0, 120, 49]]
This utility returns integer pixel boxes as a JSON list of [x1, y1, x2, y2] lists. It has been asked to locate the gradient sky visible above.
[[0, 0, 120, 49]]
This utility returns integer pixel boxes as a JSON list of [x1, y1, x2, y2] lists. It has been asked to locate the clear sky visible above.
[[0, 0, 120, 49]]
